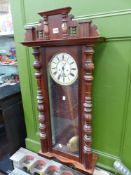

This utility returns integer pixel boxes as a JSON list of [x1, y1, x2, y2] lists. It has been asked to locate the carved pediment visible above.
[[24, 7, 99, 42]]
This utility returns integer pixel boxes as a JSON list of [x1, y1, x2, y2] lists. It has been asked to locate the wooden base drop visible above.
[[39, 151, 98, 175]]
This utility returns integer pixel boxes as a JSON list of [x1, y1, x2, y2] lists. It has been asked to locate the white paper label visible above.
[[53, 28, 59, 34], [62, 96, 66, 101]]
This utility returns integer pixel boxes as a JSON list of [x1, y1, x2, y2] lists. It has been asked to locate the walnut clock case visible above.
[[22, 7, 103, 175]]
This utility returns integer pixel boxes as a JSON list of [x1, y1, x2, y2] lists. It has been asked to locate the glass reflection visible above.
[[48, 70, 79, 156]]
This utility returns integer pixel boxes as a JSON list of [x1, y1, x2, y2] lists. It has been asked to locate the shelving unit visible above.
[[0, 33, 18, 87], [0, 2, 25, 174], [0, 1, 19, 87]]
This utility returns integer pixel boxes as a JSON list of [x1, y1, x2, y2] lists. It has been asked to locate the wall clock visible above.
[[22, 7, 103, 175]]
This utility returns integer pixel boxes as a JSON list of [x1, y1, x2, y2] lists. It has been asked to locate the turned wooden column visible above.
[[61, 13, 68, 38], [83, 45, 94, 169], [32, 47, 48, 153], [43, 16, 49, 40]]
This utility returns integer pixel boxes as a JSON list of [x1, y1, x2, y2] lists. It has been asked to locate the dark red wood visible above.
[[82, 46, 95, 169], [32, 47, 48, 153], [22, 6, 103, 175], [43, 45, 82, 162], [40, 151, 97, 175], [38, 7, 71, 17], [22, 37, 104, 47], [22, 6, 103, 42]]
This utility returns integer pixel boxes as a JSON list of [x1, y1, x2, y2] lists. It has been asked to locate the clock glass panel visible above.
[[47, 53, 79, 156]]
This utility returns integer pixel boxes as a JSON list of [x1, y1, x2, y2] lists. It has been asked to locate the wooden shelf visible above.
[[0, 63, 17, 66], [0, 32, 14, 37]]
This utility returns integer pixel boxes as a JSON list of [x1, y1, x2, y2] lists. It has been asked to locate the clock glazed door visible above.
[[42, 46, 82, 161]]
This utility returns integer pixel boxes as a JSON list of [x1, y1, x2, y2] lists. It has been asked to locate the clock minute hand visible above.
[[58, 62, 66, 80], [62, 62, 66, 71], [58, 65, 65, 80]]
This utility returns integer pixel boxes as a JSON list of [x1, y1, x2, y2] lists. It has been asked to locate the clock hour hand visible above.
[[62, 66, 64, 71], [58, 69, 66, 81], [58, 72, 66, 80], [58, 74, 61, 80]]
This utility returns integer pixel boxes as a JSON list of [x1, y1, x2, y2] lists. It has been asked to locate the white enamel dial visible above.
[[49, 53, 78, 86]]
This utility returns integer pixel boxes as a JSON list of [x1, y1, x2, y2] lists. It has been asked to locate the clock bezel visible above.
[[49, 52, 78, 86]]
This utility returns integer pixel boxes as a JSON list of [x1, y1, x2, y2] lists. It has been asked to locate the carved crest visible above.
[[24, 7, 99, 42]]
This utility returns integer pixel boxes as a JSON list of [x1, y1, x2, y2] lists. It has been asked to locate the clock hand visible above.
[[62, 72, 66, 78], [58, 69, 66, 80], [58, 74, 61, 80], [58, 72, 66, 82], [62, 62, 66, 71], [58, 62, 67, 81], [62, 66, 64, 71]]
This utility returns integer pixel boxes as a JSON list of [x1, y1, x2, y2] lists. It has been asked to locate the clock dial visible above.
[[49, 53, 78, 86]]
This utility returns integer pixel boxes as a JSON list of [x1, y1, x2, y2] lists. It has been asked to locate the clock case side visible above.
[[22, 7, 102, 175]]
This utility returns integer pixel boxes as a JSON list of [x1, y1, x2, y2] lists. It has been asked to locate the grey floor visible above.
[[0, 133, 13, 174]]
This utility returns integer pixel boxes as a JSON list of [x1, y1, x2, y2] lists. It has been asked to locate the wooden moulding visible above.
[[22, 37, 104, 47], [39, 151, 98, 175], [22, 6, 102, 42]]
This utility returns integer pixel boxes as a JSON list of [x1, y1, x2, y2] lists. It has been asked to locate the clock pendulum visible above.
[[22, 6, 103, 175]]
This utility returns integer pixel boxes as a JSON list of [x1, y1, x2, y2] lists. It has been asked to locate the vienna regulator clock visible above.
[[22, 7, 102, 175]]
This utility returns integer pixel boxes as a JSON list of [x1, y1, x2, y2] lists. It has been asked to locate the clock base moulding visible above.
[[39, 151, 98, 175]]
